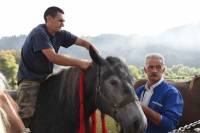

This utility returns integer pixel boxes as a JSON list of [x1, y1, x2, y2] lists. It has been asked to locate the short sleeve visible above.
[[32, 31, 53, 52], [56, 30, 78, 48]]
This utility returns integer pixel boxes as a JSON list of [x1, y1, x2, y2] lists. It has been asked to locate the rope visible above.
[[101, 113, 107, 133], [79, 71, 107, 133], [91, 112, 96, 133]]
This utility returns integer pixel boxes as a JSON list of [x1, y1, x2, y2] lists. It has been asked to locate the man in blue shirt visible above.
[[136, 53, 184, 133], [16, 6, 98, 128]]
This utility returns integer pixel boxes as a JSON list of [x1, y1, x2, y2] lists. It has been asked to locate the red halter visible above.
[[79, 72, 107, 133]]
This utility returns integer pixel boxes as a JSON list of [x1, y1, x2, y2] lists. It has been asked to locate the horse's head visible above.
[[88, 47, 147, 133]]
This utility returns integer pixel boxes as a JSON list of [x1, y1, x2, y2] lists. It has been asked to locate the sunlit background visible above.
[[1, 0, 200, 37], [0, 2, 200, 131], [1, 0, 200, 87]]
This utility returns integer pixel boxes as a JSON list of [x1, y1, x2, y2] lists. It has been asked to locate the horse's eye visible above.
[[110, 80, 118, 86]]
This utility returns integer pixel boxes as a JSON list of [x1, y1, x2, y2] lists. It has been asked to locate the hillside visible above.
[[0, 23, 200, 67]]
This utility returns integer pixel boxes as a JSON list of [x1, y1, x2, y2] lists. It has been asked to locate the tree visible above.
[[129, 65, 142, 80], [0, 50, 18, 89]]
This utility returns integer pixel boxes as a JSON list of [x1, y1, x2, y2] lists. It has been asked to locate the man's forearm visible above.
[[51, 54, 85, 67], [75, 38, 91, 49], [141, 104, 161, 125]]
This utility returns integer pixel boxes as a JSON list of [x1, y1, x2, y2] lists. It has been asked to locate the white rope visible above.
[[0, 108, 9, 133]]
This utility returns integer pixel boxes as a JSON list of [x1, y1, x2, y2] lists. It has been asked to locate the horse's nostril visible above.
[[133, 120, 140, 130]]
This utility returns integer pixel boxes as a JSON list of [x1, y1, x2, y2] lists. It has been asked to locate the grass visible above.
[[95, 110, 119, 133]]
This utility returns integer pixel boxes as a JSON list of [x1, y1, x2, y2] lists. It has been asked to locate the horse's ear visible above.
[[89, 46, 106, 65]]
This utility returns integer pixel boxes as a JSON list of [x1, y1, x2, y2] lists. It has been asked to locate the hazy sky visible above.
[[1, 0, 200, 37]]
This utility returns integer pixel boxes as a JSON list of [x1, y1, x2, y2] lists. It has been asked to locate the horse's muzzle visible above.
[[115, 102, 147, 133]]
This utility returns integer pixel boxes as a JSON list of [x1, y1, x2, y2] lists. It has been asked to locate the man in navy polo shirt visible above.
[[135, 53, 184, 133], [16, 6, 98, 127]]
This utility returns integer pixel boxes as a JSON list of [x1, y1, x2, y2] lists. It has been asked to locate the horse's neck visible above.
[[57, 67, 98, 117], [83, 66, 98, 117], [84, 68, 98, 94]]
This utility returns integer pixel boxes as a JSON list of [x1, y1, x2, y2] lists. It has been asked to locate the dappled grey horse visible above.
[[28, 47, 147, 133]]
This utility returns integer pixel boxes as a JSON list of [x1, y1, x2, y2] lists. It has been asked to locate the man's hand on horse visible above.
[[79, 60, 92, 70]]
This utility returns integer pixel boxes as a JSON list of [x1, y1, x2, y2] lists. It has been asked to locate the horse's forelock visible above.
[[105, 56, 134, 83], [106, 56, 125, 66]]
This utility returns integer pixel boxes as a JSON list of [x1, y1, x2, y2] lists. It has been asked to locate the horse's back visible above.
[[30, 68, 81, 133], [177, 77, 200, 127]]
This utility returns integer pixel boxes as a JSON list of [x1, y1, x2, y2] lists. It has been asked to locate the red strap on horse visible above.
[[91, 112, 97, 133], [79, 72, 107, 133], [101, 113, 107, 133]]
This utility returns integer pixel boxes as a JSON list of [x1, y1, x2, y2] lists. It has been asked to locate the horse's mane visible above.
[[41, 68, 81, 110], [45, 67, 81, 104], [106, 57, 134, 83], [32, 67, 88, 133]]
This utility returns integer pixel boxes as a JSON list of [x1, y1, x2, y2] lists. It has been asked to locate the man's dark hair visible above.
[[44, 6, 64, 22]]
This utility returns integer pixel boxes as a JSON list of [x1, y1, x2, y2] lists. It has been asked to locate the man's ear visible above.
[[162, 67, 166, 73], [46, 15, 53, 22], [46, 16, 50, 21], [144, 67, 147, 73]]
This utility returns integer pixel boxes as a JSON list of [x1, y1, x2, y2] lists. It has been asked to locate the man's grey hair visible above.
[[145, 53, 165, 66]]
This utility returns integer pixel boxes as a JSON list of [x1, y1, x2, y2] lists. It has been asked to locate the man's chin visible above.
[[149, 77, 160, 83]]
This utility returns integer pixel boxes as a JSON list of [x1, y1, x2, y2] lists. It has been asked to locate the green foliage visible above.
[[166, 64, 200, 80], [96, 110, 118, 133], [165, 68, 177, 79], [129, 64, 200, 81], [129, 65, 142, 80], [0, 50, 19, 89]]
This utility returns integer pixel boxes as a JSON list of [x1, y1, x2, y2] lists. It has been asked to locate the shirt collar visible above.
[[145, 77, 164, 91], [42, 24, 55, 38]]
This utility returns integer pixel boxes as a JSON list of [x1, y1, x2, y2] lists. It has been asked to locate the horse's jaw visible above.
[[114, 102, 147, 133]]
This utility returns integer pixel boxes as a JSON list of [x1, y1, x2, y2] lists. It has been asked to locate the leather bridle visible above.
[[95, 65, 138, 117]]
